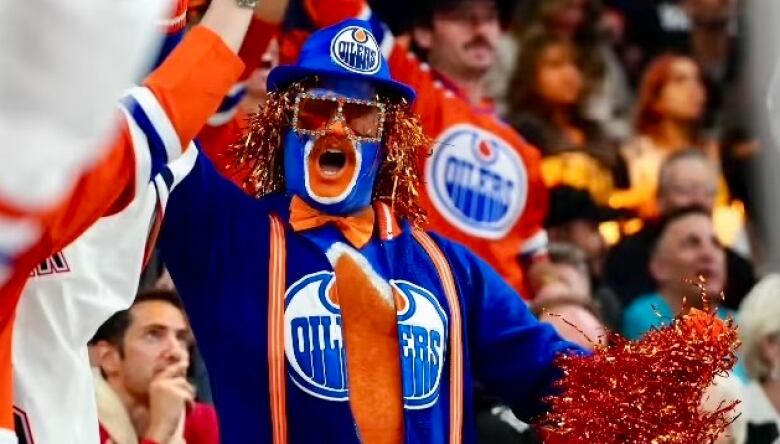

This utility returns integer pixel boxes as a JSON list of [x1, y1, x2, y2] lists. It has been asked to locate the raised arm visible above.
[[0, 0, 170, 217], [0, 0, 172, 288], [4, 0, 261, 286], [198, 0, 290, 185]]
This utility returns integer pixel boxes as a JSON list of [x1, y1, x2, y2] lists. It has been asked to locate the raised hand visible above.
[[144, 361, 195, 444]]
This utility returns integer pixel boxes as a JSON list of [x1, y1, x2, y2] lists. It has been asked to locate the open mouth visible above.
[[306, 136, 360, 199], [310, 135, 356, 181], [318, 148, 348, 177]]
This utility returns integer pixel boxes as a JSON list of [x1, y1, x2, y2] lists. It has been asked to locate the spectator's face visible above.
[[113, 301, 192, 399], [658, 157, 718, 213], [653, 59, 706, 123], [421, 1, 500, 79], [651, 214, 726, 301], [283, 78, 384, 215], [536, 42, 583, 107]]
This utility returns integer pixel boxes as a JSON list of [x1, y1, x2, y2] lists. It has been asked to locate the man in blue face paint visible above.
[[156, 18, 581, 444], [281, 79, 386, 215]]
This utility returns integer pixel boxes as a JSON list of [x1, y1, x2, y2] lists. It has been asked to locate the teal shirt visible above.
[[622, 293, 748, 381], [622, 293, 734, 340]]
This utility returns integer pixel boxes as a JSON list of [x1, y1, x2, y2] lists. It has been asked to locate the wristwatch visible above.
[[235, 0, 257, 8]]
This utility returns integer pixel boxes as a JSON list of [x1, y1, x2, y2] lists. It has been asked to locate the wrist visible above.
[[143, 423, 170, 444]]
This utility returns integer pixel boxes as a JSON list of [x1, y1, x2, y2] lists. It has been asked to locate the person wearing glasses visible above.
[[155, 19, 581, 443]]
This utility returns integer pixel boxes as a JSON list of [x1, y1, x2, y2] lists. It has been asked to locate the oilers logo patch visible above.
[[284, 272, 447, 409], [330, 26, 381, 74], [426, 124, 528, 239]]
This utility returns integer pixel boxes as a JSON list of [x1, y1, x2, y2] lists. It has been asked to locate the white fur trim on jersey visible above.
[[520, 229, 549, 257], [124, 86, 182, 161], [325, 242, 394, 307], [156, 144, 199, 211]]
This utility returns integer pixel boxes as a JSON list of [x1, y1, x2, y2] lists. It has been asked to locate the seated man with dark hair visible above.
[[90, 291, 218, 444]]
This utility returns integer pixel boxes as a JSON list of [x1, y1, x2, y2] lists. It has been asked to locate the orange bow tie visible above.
[[289, 196, 375, 248]]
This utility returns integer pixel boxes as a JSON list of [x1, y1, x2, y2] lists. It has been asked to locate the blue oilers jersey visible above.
[[157, 149, 580, 444]]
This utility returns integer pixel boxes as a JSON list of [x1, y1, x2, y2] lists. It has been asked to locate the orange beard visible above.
[[306, 135, 358, 199]]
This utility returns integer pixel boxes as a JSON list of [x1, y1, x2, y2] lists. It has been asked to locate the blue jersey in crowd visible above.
[[157, 149, 580, 444]]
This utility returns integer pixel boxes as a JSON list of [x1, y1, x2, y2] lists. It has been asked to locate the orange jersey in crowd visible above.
[[282, 2, 549, 296], [0, 26, 243, 440]]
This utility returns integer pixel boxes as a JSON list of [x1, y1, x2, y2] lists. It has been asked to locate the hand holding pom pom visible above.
[[536, 304, 740, 444]]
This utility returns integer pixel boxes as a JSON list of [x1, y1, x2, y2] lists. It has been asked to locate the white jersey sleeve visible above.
[[11, 130, 194, 444]]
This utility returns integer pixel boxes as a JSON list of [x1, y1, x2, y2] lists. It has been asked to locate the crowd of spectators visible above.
[[101, 0, 780, 443]]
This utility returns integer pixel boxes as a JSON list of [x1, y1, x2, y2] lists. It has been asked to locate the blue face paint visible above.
[[284, 78, 383, 215]]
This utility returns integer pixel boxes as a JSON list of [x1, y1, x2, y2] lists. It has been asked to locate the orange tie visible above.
[[289, 196, 375, 248], [331, 254, 404, 444]]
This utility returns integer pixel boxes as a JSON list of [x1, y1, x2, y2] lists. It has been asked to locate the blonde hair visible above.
[[737, 274, 780, 380]]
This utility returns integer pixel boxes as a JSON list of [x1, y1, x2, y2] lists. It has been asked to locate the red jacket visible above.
[[98, 403, 220, 444]]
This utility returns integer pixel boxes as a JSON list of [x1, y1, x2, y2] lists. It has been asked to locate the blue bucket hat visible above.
[[267, 19, 416, 102]]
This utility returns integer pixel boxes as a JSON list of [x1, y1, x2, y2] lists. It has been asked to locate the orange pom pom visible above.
[[536, 306, 740, 443], [684, 308, 726, 339]]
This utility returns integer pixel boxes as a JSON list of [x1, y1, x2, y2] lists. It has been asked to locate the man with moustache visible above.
[[281, 0, 551, 297]]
